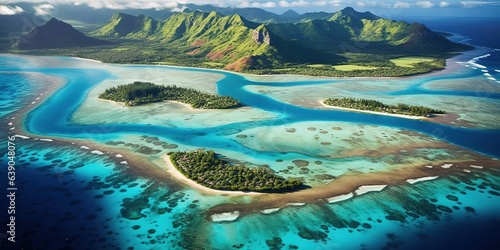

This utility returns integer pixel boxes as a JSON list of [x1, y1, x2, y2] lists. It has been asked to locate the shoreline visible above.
[[162, 154, 264, 196], [2, 45, 477, 80], [318, 101, 426, 120], [97, 98, 198, 111], [206, 157, 498, 216]]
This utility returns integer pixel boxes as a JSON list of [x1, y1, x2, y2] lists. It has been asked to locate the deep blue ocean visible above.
[[1, 18, 500, 249]]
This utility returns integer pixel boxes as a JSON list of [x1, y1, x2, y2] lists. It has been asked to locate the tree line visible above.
[[324, 97, 445, 117], [99, 81, 241, 109], [169, 150, 303, 192]]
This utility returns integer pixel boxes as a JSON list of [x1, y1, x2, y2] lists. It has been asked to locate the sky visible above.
[[0, 0, 498, 17]]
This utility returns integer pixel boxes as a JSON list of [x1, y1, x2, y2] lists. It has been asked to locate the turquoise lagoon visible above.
[[1, 48, 499, 250]]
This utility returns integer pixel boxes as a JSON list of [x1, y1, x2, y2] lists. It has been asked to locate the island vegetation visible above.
[[99, 81, 241, 108], [323, 97, 445, 117], [169, 150, 303, 192]]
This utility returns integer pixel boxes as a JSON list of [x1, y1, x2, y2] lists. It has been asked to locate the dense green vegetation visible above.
[[99, 81, 241, 108], [170, 150, 303, 192], [324, 97, 445, 117], [248, 58, 446, 77], [3, 7, 471, 77]]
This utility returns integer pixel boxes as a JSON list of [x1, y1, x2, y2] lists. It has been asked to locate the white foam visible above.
[[287, 203, 306, 206], [40, 138, 53, 142], [327, 193, 354, 203], [441, 164, 453, 169], [116, 154, 123, 158], [424, 165, 433, 168], [80, 146, 90, 150], [406, 176, 439, 184], [31, 102, 35, 104], [8, 122, 12, 126], [120, 161, 128, 165], [482, 70, 488, 72], [211, 211, 240, 222], [355, 185, 387, 195], [468, 60, 486, 69], [473, 54, 491, 60], [484, 73, 491, 76], [261, 208, 280, 214], [470, 165, 483, 169], [488, 77, 496, 80], [463, 169, 471, 173], [14, 134, 30, 139], [495, 70, 500, 73], [91, 150, 104, 155]]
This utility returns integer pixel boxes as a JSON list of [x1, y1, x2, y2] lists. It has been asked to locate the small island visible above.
[[99, 81, 241, 109], [323, 98, 445, 117], [169, 150, 303, 192]]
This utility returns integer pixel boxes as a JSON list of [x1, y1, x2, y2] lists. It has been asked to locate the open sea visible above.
[[1, 19, 500, 249]]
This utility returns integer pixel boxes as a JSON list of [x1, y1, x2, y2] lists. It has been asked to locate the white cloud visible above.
[[34, 4, 54, 15], [291, 0, 310, 6], [278, 0, 310, 7], [365, 1, 379, 7], [240, 1, 277, 8], [439, 1, 451, 7], [415, 1, 436, 8], [393, 1, 411, 8], [356, 1, 366, 7], [355, 1, 377, 8], [260, 1, 279, 8], [0, 5, 24, 15], [330, 0, 343, 7], [460, 1, 498, 8], [312, 1, 328, 6]]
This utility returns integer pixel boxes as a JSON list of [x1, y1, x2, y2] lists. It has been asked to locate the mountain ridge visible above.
[[91, 7, 469, 70], [14, 18, 110, 50]]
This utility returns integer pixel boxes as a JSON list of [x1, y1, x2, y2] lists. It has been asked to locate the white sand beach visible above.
[[326, 192, 354, 203], [91, 150, 104, 155], [261, 208, 281, 214], [162, 155, 263, 196], [210, 211, 240, 222], [406, 176, 439, 184], [286, 202, 306, 206], [354, 185, 387, 195], [441, 164, 453, 169], [319, 101, 425, 120]]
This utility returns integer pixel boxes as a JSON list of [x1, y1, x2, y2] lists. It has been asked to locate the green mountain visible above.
[[91, 13, 158, 38], [96, 11, 279, 70], [14, 18, 110, 50], [92, 7, 470, 71]]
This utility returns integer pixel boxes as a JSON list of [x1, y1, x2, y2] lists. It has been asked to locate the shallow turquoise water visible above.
[[1, 52, 499, 249]]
